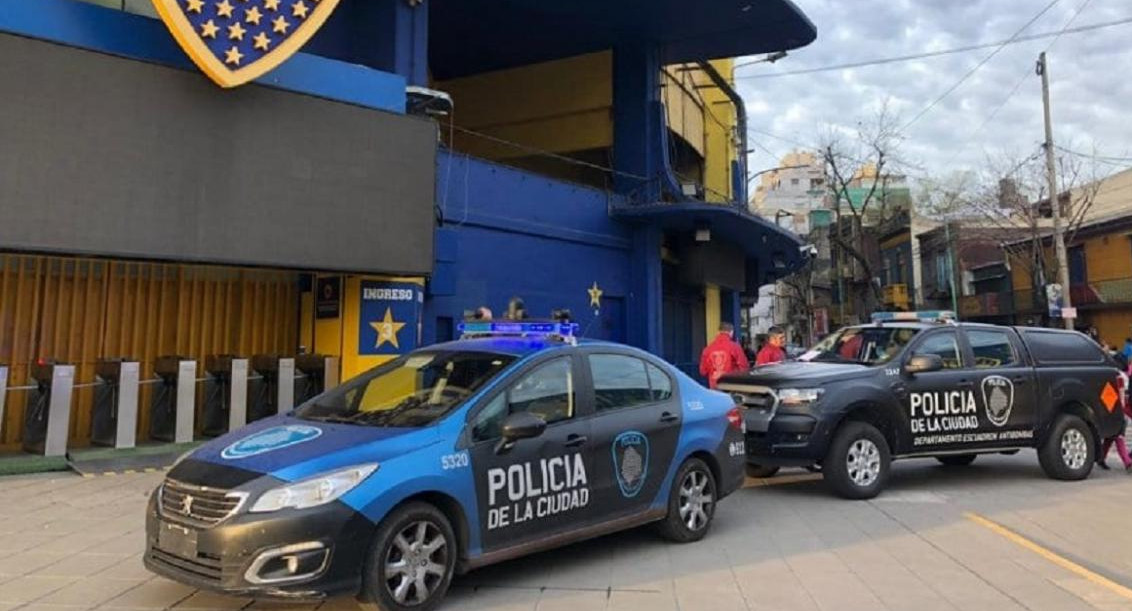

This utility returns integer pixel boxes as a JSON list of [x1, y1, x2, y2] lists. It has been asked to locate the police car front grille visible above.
[[159, 479, 246, 527], [148, 547, 223, 584]]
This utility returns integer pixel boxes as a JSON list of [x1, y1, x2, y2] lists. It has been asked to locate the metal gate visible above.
[[0, 255, 299, 449]]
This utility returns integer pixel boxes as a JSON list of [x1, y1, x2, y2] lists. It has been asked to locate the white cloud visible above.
[[738, 0, 1132, 178]]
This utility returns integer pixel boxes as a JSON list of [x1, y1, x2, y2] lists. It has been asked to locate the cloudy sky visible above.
[[736, 0, 1132, 182]]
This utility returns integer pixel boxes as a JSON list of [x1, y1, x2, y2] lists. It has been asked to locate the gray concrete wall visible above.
[[0, 33, 436, 275]]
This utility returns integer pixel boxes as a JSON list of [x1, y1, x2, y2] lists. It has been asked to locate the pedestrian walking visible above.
[[756, 326, 788, 366], [1098, 372, 1132, 472], [699, 322, 749, 389]]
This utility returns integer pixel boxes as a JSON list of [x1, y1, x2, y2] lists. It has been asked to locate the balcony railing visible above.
[[969, 277, 1132, 317], [959, 292, 1015, 318]]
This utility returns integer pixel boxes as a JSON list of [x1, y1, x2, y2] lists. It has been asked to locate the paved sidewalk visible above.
[[1, 453, 1131, 611]]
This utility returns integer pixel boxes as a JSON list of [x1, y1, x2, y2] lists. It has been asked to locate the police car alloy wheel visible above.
[[657, 458, 717, 543], [825, 421, 891, 500], [361, 502, 456, 611], [1039, 414, 1095, 481]]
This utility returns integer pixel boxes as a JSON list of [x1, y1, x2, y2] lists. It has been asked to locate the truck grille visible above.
[[719, 384, 778, 410], [159, 479, 246, 527]]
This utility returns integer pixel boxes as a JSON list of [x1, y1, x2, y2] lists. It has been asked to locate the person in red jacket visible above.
[[756, 326, 787, 366], [699, 322, 749, 389]]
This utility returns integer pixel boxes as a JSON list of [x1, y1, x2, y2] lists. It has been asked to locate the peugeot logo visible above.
[[181, 494, 194, 515]]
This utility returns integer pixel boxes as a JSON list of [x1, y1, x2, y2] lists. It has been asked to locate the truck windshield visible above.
[[294, 351, 516, 428], [800, 327, 921, 366]]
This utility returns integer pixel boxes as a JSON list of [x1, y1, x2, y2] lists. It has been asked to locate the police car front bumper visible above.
[[745, 412, 833, 467], [144, 490, 373, 600]]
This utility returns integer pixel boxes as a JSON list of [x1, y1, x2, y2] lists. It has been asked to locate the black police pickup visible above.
[[719, 311, 1127, 499]]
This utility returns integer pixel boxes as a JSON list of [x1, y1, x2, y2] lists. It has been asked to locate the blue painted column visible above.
[[312, 0, 428, 87], [612, 42, 661, 201], [614, 41, 664, 354]]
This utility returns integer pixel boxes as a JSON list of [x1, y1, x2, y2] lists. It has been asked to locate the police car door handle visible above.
[[659, 412, 680, 424], [564, 434, 588, 448]]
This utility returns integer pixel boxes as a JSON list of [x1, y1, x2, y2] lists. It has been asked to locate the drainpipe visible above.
[[697, 61, 747, 207]]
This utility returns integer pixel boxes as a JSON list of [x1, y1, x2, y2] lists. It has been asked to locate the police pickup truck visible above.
[[718, 311, 1127, 499]]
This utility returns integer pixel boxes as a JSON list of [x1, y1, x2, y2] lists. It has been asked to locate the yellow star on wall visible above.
[[272, 15, 290, 33], [244, 6, 263, 24], [252, 31, 271, 51], [227, 21, 246, 40], [185, 0, 204, 13], [370, 308, 407, 350], [263, 0, 280, 9], [224, 46, 243, 65], [200, 19, 219, 38], [588, 282, 603, 308], [215, 0, 234, 17], [291, 0, 309, 18]]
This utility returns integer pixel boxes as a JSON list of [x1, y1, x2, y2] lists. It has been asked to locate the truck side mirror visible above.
[[904, 354, 943, 375], [494, 412, 547, 454]]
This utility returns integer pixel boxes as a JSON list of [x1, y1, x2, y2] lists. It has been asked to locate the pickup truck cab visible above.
[[718, 311, 1127, 499]]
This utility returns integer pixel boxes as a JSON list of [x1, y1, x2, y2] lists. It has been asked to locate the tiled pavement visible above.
[[1, 452, 1132, 611]]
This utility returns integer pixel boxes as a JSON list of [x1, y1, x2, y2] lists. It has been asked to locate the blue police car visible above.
[[144, 321, 746, 611]]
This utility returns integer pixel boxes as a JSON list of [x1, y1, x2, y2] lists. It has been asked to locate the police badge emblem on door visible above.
[[612, 431, 649, 497], [981, 375, 1015, 427]]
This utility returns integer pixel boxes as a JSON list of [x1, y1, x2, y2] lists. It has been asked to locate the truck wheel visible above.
[[825, 421, 890, 500], [656, 458, 717, 543], [1038, 414, 1095, 481], [745, 464, 780, 478], [360, 502, 456, 611], [936, 454, 977, 467]]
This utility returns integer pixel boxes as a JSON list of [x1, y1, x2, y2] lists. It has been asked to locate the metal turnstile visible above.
[[203, 354, 251, 437], [22, 359, 74, 456], [248, 355, 279, 423], [294, 354, 340, 405], [91, 358, 140, 448], [149, 356, 196, 443]]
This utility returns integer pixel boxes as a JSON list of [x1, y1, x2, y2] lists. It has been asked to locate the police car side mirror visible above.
[[904, 354, 943, 376], [494, 412, 547, 454]]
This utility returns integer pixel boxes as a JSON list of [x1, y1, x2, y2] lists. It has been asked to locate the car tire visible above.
[[824, 421, 891, 500], [1038, 414, 1095, 481], [359, 502, 457, 611], [656, 457, 717, 543], [745, 464, 780, 478], [936, 454, 977, 467]]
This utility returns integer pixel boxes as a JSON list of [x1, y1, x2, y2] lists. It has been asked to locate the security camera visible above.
[[799, 244, 818, 258]]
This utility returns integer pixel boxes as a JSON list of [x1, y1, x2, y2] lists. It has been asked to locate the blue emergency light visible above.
[[457, 320, 580, 343], [870, 310, 956, 323]]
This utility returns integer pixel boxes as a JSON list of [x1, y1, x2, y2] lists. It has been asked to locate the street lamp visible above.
[[747, 164, 807, 188], [735, 51, 788, 69], [774, 209, 795, 227]]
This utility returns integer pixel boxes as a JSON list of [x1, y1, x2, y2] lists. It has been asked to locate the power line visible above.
[[940, 0, 1093, 169], [448, 124, 649, 181], [902, 0, 1062, 132], [1056, 145, 1132, 164], [734, 16, 1132, 80]]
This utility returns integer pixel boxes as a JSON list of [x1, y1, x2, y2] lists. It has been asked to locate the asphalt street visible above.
[[1, 452, 1130, 611]]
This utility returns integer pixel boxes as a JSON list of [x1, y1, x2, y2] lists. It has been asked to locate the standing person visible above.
[[1098, 390, 1132, 472], [756, 326, 788, 366], [699, 322, 749, 389], [1122, 337, 1132, 362]]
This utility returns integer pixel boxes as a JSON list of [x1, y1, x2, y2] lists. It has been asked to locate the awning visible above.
[[612, 202, 808, 286], [430, 0, 816, 79]]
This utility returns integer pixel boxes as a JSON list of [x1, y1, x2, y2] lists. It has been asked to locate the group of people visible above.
[[1096, 336, 1132, 472], [699, 323, 787, 389]]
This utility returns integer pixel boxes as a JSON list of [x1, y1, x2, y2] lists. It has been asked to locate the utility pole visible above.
[[1038, 52, 1073, 330]]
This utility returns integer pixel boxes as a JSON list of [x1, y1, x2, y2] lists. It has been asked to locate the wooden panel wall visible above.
[[0, 255, 299, 448]]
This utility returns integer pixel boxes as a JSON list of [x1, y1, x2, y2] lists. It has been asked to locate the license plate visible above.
[[157, 521, 198, 559]]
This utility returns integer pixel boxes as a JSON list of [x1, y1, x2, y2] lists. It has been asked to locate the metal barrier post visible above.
[[277, 357, 295, 414], [324, 357, 340, 389], [175, 360, 196, 444], [116, 361, 140, 449], [44, 365, 75, 457], [0, 365, 7, 436], [230, 358, 248, 431]]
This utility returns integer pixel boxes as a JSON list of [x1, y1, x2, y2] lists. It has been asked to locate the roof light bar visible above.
[[870, 311, 956, 323], [457, 321, 580, 344]]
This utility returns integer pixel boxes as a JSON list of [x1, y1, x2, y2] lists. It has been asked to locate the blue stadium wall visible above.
[[424, 152, 633, 345]]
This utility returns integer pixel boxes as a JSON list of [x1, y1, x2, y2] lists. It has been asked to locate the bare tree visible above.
[[820, 103, 904, 319]]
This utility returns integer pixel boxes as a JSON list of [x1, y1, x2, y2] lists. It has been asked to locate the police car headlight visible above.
[[250, 464, 379, 513], [777, 388, 823, 406]]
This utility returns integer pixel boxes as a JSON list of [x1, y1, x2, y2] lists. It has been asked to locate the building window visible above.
[[791, 178, 800, 186], [935, 253, 950, 291]]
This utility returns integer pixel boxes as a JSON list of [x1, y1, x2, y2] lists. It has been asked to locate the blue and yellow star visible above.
[[370, 308, 407, 350]]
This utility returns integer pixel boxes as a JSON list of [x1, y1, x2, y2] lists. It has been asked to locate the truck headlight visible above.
[[250, 464, 379, 513], [777, 388, 823, 406]]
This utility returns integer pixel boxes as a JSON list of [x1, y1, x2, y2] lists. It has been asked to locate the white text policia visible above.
[[487, 454, 589, 530], [910, 390, 979, 433]]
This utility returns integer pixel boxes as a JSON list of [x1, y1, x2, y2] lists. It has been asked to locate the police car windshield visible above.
[[295, 351, 517, 427], [800, 326, 921, 366]]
